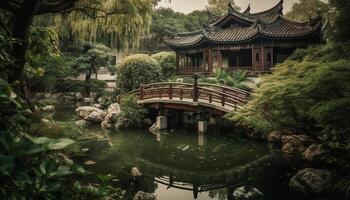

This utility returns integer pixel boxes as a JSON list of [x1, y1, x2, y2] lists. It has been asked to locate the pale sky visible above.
[[157, 0, 298, 14]]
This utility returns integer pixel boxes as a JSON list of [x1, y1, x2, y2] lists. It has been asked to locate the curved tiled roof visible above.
[[165, 0, 322, 49]]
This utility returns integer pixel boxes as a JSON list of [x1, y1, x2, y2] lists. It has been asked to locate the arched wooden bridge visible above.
[[121, 80, 250, 116]]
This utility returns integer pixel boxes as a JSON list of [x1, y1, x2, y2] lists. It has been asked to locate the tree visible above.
[[151, 51, 176, 79], [206, 0, 240, 16], [329, 0, 350, 42], [0, 0, 156, 85], [286, 0, 330, 21], [143, 8, 208, 53], [75, 43, 113, 94], [116, 54, 161, 94]]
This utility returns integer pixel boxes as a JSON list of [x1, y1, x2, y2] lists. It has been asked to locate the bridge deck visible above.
[[120, 79, 250, 114], [138, 97, 242, 113]]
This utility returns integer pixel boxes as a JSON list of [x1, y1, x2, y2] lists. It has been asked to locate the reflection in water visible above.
[[198, 132, 207, 147], [79, 128, 293, 200], [52, 102, 291, 200]]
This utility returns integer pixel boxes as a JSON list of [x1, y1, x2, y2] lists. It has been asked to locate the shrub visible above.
[[228, 43, 350, 168], [55, 79, 106, 95], [119, 95, 146, 127], [116, 54, 161, 94], [151, 51, 176, 79]]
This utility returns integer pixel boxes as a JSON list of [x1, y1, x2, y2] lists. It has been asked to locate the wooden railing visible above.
[[121, 81, 250, 111]]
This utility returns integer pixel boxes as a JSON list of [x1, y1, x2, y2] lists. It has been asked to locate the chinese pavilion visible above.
[[165, 0, 324, 75]]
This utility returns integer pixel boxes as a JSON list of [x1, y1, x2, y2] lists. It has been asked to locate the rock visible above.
[[233, 186, 264, 200], [86, 110, 107, 123], [75, 119, 89, 126], [83, 97, 93, 103], [281, 135, 314, 155], [75, 92, 84, 101], [289, 168, 332, 197], [101, 103, 121, 129], [41, 105, 55, 112], [76, 106, 101, 119], [93, 104, 102, 108], [282, 141, 306, 154], [131, 167, 142, 177], [303, 144, 326, 162], [41, 118, 50, 124], [282, 135, 313, 146], [266, 131, 281, 143], [76, 106, 106, 123], [133, 191, 156, 200]]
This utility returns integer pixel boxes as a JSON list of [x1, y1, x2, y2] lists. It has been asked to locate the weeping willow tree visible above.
[[35, 0, 156, 51]]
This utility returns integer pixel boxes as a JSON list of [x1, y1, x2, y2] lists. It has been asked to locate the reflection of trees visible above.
[[208, 188, 228, 200]]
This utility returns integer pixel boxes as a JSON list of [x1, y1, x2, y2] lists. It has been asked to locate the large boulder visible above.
[[133, 191, 156, 200], [86, 110, 107, 123], [76, 106, 107, 123], [289, 168, 332, 198], [266, 131, 282, 143], [303, 144, 327, 163], [101, 103, 121, 129], [232, 186, 264, 200], [281, 135, 314, 155], [41, 105, 55, 112], [281, 135, 313, 145]]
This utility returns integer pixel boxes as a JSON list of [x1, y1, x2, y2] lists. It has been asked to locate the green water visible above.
[[52, 102, 293, 200]]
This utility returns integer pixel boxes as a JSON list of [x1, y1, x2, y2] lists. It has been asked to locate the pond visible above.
[[52, 102, 293, 200]]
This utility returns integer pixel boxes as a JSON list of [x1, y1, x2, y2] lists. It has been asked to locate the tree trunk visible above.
[[8, 0, 41, 84], [85, 67, 92, 95]]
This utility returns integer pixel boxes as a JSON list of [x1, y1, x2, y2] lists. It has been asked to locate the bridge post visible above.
[[168, 83, 173, 100], [198, 111, 208, 134], [156, 109, 167, 130], [193, 74, 198, 102], [140, 84, 144, 100]]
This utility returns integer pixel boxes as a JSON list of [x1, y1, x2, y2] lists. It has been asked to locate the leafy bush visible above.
[[228, 43, 350, 168], [201, 68, 252, 90], [151, 51, 176, 79], [55, 79, 106, 94], [0, 78, 122, 199], [116, 54, 161, 94], [119, 95, 147, 127]]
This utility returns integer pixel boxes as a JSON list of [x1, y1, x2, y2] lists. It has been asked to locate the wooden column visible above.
[[218, 49, 222, 69], [251, 48, 255, 72], [176, 53, 180, 74], [208, 49, 212, 73], [261, 45, 265, 72], [193, 74, 198, 102]]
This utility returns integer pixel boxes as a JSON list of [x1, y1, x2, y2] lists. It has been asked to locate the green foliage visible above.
[[146, 8, 208, 52], [0, 78, 121, 199], [76, 43, 113, 73], [25, 27, 78, 93], [286, 0, 329, 21], [116, 54, 161, 94], [55, 79, 107, 94], [228, 44, 350, 168], [201, 68, 251, 90], [207, 0, 241, 16], [151, 51, 176, 79], [330, 0, 350, 42], [119, 95, 147, 127], [151, 8, 208, 38], [34, 0, 156, 51]]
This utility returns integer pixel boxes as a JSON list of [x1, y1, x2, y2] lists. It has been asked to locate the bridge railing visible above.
[[120, 82, 250, 111]]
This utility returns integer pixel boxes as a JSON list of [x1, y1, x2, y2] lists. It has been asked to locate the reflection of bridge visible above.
[[121, 77, 250, 116]]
